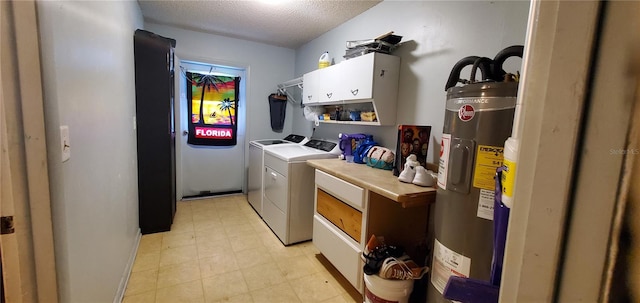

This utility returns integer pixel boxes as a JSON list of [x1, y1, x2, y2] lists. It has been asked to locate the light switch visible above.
[[60, 125, 70, 162]]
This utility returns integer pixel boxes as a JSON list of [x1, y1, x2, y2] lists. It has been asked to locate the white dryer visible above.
[[248, 134, 307, 216], [262, 139, 340, 245]]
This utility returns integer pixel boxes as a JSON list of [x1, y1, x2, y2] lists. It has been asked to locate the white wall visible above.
[[293, 0, 530, 163], [144, 23, 297, 142], [37, 1, 143, 302], [144, 24, 297, 193]]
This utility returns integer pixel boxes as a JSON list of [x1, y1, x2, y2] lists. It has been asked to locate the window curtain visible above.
[[186, 72, 240, 146]]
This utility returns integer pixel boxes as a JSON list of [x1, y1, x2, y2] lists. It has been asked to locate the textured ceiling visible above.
[[138, 0, 382, 49]]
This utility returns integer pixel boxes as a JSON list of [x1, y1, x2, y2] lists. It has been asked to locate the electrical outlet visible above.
[[60, 125, 70, 162]]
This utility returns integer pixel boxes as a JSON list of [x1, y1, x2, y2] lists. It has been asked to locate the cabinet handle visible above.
[[326, 93, 332, 99], [270, 172, 277, 179], [350, 89, 359, 96], [307, 95, 312, 100]]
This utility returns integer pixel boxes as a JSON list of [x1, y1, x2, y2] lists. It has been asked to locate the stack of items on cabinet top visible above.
[[344, 31, 403, 59]]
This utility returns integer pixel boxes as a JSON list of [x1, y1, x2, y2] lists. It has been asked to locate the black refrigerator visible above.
[[133, 29, 177, 234]]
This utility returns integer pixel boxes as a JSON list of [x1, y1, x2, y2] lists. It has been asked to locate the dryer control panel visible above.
[[304, 140, 338, 152]]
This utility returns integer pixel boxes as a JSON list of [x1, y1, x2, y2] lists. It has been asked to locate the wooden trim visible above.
[[1, 0, 31, 301], [555, 1, 639, 301], [500, 1, 600, 301], [3, 1, 59, 302]]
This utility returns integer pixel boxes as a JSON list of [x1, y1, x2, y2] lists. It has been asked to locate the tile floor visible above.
[[123, 194, 362, 303]]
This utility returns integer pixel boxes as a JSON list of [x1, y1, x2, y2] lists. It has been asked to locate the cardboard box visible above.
[[393, 125, 432, 176]]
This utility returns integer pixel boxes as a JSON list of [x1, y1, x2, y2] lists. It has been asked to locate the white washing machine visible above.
[[262, 139, 341, 245], [247, 134, 308, 216]]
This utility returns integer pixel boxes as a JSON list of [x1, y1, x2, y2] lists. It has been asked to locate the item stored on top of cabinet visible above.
[[338, 133, 368, 161], [302, 52, 400, 126], [412, 166, 436, 187], [398, 154, 436, 187], [392, 125, 432, 177], [319, 51, 331, 68], [428, 45, 523, 303], [365, 146, 394, 170], [397, 154, 420, 183], [344, 31, 403, 59], [354, 135, 378, 164]]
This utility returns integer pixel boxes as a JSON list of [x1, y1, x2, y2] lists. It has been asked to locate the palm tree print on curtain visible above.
[[186, 71, 240, 146], [218, 98, 235, 127]]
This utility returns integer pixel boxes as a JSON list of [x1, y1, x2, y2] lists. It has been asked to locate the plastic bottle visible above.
[[318, 51, 330, 69], [501, 137, 518, 208]]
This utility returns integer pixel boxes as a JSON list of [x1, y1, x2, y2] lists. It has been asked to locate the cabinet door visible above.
[[302, 70, 319, 105], [318, 64, 342, 103], [340, 53, 375, 101]]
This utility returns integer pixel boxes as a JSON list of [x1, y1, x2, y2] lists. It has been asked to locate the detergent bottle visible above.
[[318, 51, 330, 69]]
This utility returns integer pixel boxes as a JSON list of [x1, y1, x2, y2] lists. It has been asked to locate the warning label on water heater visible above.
[[437, 134, 452, 190], [431, 239, 471, 294], [477, 189, 495, 220], [473, 145, 504, 190]]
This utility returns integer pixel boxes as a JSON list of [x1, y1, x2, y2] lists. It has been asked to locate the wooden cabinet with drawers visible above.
[[308, 159, 436, 297], [313, 170, 366, 291]]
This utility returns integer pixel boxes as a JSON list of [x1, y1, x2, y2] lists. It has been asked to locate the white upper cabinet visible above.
[[302, 52, 400, 126], [317, 64, 343, 103], [303, 64, 343, 104], [337, 53, 376, 101], [302, 69, 319, 104]]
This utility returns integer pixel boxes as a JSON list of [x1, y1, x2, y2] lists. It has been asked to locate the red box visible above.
[[393, 125, 432, 176]]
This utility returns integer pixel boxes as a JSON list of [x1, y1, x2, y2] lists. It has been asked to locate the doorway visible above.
[[175, 58, 247, 199]]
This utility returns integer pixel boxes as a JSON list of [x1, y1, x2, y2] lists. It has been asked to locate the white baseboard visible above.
[[114, 228, 141, 303]]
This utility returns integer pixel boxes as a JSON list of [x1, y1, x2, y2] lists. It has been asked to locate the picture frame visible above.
[[392, 125, 432, 176]]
